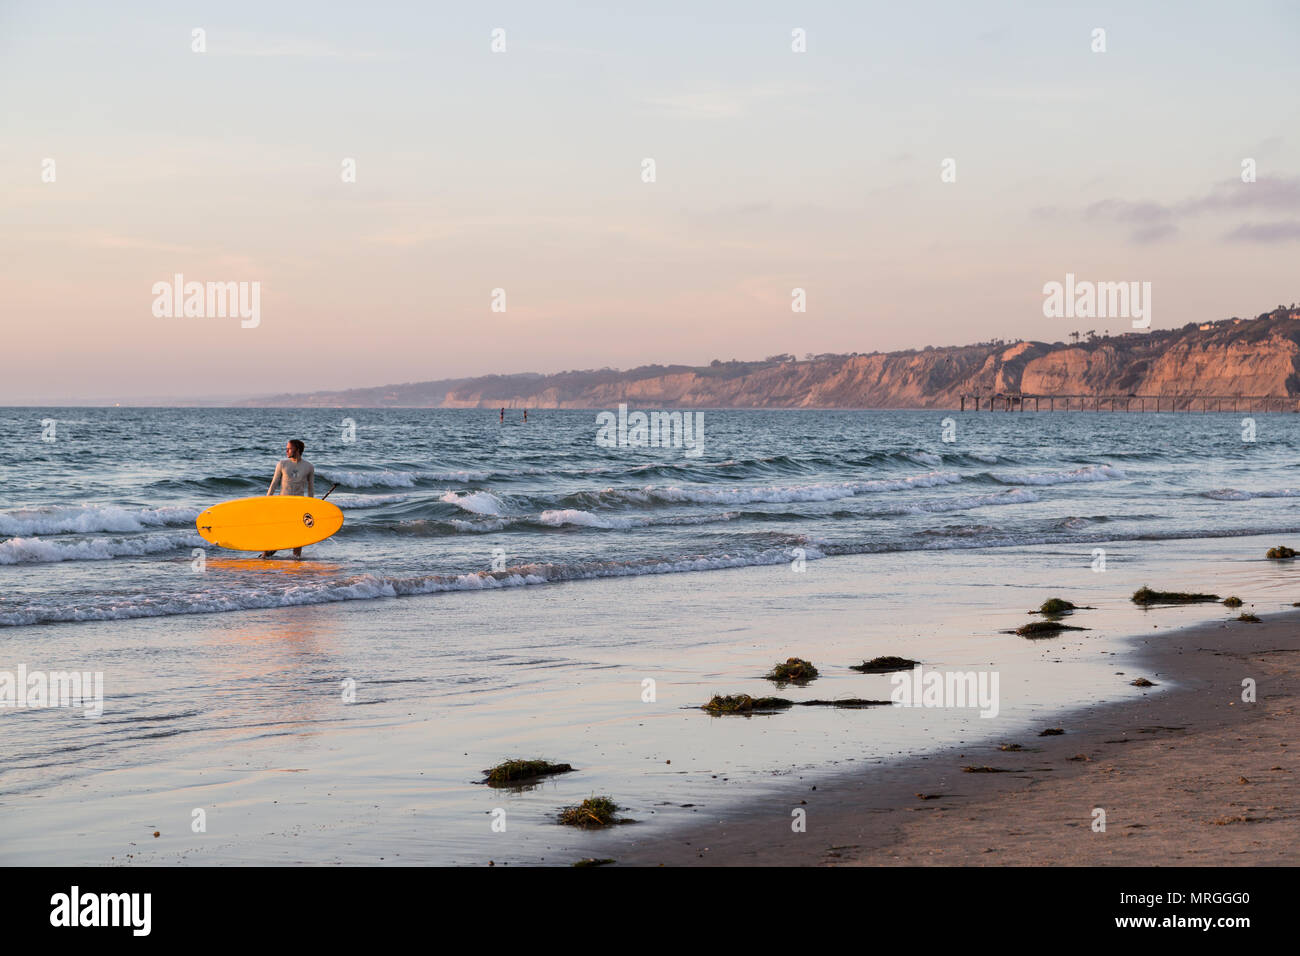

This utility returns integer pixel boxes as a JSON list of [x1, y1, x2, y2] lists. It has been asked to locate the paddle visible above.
[[320, 482, 339, 501]]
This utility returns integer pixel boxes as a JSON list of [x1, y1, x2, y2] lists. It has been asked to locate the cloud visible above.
[[1064, 175, 1300, 243], [1180, 176, 1300, 214], [1130, 223, 1179, 244], [1225, 221, 1300, 243], [1085, 199, 1176, 224], [1083, 198, 1179, 243]]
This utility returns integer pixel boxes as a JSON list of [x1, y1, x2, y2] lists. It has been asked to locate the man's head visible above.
[[286, 439, 305, 459]]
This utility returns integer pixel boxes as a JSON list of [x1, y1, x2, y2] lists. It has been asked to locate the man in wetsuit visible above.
[[262, 438, 315, 559]]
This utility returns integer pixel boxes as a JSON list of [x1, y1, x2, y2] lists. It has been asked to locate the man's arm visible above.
[[266, 462, 282, 496]]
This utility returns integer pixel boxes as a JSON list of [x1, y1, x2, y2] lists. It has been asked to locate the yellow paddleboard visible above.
[[196, 496, 344, 552]]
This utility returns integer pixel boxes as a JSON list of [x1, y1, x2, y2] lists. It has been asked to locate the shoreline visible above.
[[602, 608, 1300, 866]]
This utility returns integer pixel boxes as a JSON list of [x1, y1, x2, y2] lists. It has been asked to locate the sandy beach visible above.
[[608, 608, 1300, 866]]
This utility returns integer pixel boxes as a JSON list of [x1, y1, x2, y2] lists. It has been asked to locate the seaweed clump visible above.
[[850, 656, 919, 673], [796, 698, 890, 709], [482, 759, 575, 786], [1013, 620, 1087, 637], [1267, 545, 1297, 559], [1131, 586, 1220, 605], [1223, 596, 1243, 608], [1038, 598, 1078, 616], [764, 657, 819, 684], [701, 694, 793, 714], [557, 797, 626, 828], [1130, 678, 1157, 687], [1237, 613, 1261, 623]]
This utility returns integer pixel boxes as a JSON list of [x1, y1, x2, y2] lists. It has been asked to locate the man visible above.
[[262, 439, 315, 559]]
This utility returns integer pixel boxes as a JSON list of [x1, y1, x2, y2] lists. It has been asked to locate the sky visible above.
[[2, 0, 1298, 403]]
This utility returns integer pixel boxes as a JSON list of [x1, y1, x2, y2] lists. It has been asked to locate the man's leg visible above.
[[292, 547, 303, 559], [262, 550, 277, 558]]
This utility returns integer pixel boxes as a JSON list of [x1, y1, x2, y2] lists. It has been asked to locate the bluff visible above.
[[248, 305, 1300, 409]]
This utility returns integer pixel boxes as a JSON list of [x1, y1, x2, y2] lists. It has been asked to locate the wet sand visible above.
[[4, 536, 1298, 866], [609, 610, 1300, 866]]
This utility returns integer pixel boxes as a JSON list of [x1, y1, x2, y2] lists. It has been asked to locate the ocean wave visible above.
[[534, 508, 739, 530], [1201, 487, 1300, 501], [321, 468, 490, 488], [1055, 516, 1092, 530], [991, 464, 1126, 486], [439, 490, 507, 515], [538, 509, 641, 530], [448, 518, 509, 533], [0, 531, 201, 565], [327, 493, 413, 509], [902, 451, 943, 466], [919, 524, 996, 537], [399, 509, 741, 535], [11, 517, 1300, 626], [0, 544, 825, 626], [873, 488, 1039, 515], [0, 504, 197, 537], [602, 471, 965, 507]]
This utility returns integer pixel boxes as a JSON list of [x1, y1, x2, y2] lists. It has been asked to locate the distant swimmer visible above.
[[500, 407, 505, 423], [523, 409, 528, 423], [261, 439, 315, 559]]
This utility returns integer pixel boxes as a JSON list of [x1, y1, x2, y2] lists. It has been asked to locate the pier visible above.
[[957, 394, 1299, 413]]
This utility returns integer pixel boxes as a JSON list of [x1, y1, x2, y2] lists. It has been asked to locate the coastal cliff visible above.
[[252, 305, 1300, 409]]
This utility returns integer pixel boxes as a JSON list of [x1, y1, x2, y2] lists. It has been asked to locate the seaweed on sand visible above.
[[764, 657, 819, 684], [796, 698, 891, 709], [1012, 620, 1088, 637], [482, 759, 575, 786], [1131, 586, 1220, 605], [701, 694, 793, 714], [557, 797, 627, 828], [1267, 545, 1297, 559], [850, 656, 919, 673], [1037, 598, 1077, 616]]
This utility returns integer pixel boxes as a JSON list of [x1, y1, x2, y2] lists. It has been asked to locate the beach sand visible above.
[[4, 534, 1298, 866], [609, 610, 1300, 866]]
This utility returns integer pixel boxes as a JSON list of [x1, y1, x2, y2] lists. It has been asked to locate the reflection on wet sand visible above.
[[200, 607, 343, 738]]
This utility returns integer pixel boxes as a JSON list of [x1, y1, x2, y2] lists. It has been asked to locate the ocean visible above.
[[4, 407, 1298, 625], [3, 406, 1299, 864]]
